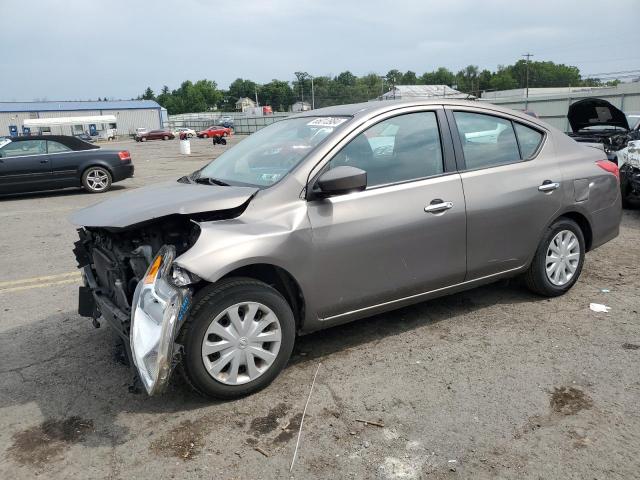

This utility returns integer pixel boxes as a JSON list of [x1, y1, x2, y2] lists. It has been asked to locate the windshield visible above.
[[196, 116, 349, 187]]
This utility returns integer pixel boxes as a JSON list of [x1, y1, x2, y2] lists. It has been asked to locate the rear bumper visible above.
[[112, 163, 134, 182], [590, 196, 622, 250]]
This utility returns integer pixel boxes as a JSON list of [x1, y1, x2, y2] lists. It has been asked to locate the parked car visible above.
[[197, 125, 232, 138], [219, 116, 234, 128], [0, 135, 133, 194], [567, 98, 640, 205], [135, 129, 175, 142], [175, 127, 197, 138], [71, 100, 621, 399]]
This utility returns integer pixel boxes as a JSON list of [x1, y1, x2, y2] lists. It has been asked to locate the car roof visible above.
[[3, 135, 99, 150], [290, 99, 551, 129]]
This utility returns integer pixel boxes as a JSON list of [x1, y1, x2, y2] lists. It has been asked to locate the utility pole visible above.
[[310, 75, 315, 110], [522, 52, 533, 109], [254, 85, 259, 107]]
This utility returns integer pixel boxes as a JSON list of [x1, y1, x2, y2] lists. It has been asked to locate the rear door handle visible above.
[[424, 200, 454, 213], [538, 180, 560, 192]]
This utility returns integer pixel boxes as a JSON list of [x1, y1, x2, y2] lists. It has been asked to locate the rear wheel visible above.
[[82, 166, 112, 193], [525, 218, 585, 296], [179, 278, 295, 399], [163, 135, 169, 140], [141, 137, 147, 142]]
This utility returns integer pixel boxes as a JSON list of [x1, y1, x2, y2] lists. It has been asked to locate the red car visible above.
[[135, 129, 175, 142], [197, 125, 232, 138]]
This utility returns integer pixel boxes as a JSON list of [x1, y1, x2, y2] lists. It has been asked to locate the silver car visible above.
[[71, 100, 621, 398]]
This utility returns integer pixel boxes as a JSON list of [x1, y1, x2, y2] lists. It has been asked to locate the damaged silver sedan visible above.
[[72, 100, 621, 399]]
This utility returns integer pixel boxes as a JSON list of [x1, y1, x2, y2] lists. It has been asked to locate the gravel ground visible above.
[[0, 136, 639, 479]]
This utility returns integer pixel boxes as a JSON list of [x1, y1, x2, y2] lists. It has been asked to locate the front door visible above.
[[307, 110, 467, 320], [446, 108, 562, 280], [0, 139, 51, 193]]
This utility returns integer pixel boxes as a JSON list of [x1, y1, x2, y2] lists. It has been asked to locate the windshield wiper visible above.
[[194, 176, 230, 186]]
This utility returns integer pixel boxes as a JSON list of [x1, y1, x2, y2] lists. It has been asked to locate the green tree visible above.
[[141, 87, 155, 100]]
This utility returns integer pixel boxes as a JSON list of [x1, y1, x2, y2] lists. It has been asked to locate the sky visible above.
[[1, 0, 638, 101]]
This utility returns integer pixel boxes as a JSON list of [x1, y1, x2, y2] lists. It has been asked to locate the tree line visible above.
[[139, 59, 621, 115]]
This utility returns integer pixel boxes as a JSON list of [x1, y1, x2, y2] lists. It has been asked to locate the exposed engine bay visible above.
[[73, 216, 200, 331]]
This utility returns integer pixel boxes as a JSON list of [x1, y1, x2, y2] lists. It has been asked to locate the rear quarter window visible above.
[[514, 123, 544, 159]]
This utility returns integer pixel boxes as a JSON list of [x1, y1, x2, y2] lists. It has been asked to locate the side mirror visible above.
[[313, 166, 367, 198]]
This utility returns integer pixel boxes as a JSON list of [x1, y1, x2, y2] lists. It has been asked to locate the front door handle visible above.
[[40, 159, 49, 164], [424, 200, 454, 213], [538, 180, 560, 192]]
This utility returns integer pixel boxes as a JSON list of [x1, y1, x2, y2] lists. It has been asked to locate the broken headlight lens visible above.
[[170, 264, 200, 287], [130, 245, 192, 395]]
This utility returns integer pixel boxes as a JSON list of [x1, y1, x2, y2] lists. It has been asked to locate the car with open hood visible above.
[[71, 99, 621, 399], [567, 98, 640, 205]]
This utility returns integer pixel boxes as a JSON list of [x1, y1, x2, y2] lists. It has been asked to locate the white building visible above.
[[235, 97, 257, 112], [0, 100, 164, 137], [379, 85, 470, 100]]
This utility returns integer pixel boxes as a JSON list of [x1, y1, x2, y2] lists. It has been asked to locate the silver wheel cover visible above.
[[86, 169, 109, 191], [201, 302, 282, 385], [546, 230, 580, 286]]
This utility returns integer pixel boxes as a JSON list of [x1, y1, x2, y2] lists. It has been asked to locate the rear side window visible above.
[[47, 141, 71, 153], [453, 112, 520, 170], [514, 123, 543, 159]]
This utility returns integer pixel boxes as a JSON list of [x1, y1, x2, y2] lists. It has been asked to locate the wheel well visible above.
[[559, 212, 593, 251], [220, 264, 305, 328], [81, 163, 113, 179]]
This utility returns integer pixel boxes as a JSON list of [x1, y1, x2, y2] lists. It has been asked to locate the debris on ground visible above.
[[355, 419, 385, 428], [589, 303, 611, 313]]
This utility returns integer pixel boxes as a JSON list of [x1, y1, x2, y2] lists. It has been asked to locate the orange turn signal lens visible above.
[[144, 255, 163, 284]]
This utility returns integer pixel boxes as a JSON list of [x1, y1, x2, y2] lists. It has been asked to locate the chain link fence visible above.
[[168, 112, 291, 134]]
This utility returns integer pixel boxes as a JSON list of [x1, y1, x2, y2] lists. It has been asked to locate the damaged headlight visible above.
[[130, 245, 192, 395], [171, 264, 200, 287]]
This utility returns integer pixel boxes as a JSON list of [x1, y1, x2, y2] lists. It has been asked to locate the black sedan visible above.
[[0, 135, 134, 194]]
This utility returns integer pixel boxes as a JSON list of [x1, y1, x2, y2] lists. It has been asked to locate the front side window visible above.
[[327, 111, 443, 188], [514, 123, 543, 159], [47, 141, 71, 153], [454, 112, 520, 170], [0, 140, 46, 158], [197, 116, 349, 187]]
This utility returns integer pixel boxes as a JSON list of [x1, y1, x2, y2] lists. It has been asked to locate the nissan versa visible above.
[[71, 100, 621, 399]]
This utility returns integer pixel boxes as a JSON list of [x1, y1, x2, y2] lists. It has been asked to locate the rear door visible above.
[[0, 139, 51, 193], [445, 107, 561, 280]]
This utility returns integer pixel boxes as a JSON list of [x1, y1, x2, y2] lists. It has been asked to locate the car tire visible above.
[[524, 218, 585, 297], [81, 166, 112, 193], [220, 138, 227, 145], [202, 134, 209, 138], [141, 137, 147, 142], [179, 278, 296, 400], [163, 135, 169, 140]]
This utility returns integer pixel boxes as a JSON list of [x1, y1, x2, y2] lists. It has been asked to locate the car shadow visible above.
[[0, 278, 544, 436], [0, 185, 128, 201]]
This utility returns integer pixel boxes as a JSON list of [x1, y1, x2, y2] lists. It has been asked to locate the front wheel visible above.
[[163, 135, 169, 140], [524, 218, 585, 296], [179, 278, 295, 399], [141, 137, 147, 142], [82, 166, 112, 193], [202, 133, 209, 138]]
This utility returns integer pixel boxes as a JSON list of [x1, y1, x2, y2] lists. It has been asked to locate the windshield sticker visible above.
[[307, 117, 348, 128], [0, 138, 11, 148]]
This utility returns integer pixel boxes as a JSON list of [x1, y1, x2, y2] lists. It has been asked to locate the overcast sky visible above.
[[1, 0, 638, 101]]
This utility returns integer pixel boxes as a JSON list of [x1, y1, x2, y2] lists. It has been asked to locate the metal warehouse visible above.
[[0, 100, 166, 138]]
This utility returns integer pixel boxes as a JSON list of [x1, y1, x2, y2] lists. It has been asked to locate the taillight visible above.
[[118, 150, 131, 162], [596, 159, 619, 181]]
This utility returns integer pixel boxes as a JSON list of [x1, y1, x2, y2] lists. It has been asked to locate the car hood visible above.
[[568, 98, 630, 132], [70, 180, 258, 229]]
